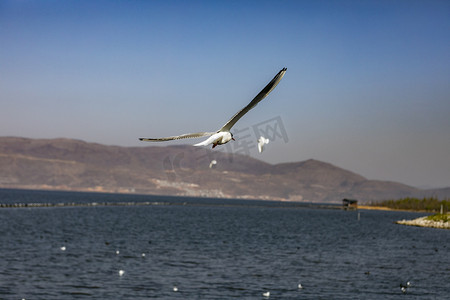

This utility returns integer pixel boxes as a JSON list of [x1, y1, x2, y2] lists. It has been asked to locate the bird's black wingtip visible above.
[[138, 138, 144, 141]]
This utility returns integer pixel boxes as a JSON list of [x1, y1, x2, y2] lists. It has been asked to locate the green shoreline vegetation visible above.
[[374, 197, 450, 229], [371, 197, 449, 213], [425, 213, 449, 223]]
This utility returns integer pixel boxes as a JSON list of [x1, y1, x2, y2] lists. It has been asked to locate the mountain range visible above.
[[0, 137, 448, 203]]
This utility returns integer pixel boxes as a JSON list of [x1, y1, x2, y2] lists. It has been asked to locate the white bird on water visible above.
[[139, 68, 287, 148], [400, 281, 411, 293]]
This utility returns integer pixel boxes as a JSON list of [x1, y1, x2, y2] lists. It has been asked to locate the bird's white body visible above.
[[194, 132, 233, 148]]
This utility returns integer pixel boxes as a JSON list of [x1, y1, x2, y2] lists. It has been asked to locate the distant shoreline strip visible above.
[[0, 201, 174, 208], [0, 201, 344, 210]]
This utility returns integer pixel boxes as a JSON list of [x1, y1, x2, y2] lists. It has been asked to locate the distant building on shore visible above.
[[342, 198, 358, 210]]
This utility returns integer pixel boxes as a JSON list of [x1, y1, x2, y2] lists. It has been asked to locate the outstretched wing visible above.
[[218, 67, 287, 132], [139, 132, 215, 142]]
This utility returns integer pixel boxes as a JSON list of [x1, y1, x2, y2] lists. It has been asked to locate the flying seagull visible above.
[[257, 136, 270, 153], [139, 67, 287, 148], [209, 159, 217, 169]]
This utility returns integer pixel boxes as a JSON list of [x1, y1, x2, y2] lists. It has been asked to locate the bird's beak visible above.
[[232, 137, 235, 141]]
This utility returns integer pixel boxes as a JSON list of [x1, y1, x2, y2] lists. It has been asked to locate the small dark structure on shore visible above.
[[342, 199, 358, 210]]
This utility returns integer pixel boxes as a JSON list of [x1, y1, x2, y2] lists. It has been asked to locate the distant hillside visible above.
[[1, 137, 448, 203]]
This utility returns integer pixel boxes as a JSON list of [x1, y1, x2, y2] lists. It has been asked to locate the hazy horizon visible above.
[[1, 0, 449, 188]]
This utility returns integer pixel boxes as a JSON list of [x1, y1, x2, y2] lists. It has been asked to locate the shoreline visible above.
[[358, 205, 398, 211], [396, 215, 450, 230], [357, 205, 432, 213], [358, 205, 450, 230]]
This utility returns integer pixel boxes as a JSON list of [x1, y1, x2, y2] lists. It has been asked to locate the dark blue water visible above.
[[0, 189, 448, 299]]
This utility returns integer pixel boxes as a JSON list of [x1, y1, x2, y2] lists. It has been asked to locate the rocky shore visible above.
[[396, 215, 450, 229]]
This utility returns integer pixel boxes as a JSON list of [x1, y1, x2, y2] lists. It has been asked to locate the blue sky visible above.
[[1, 0, 449, 188]]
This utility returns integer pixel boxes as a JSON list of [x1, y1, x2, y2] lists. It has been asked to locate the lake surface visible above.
[[0, 189, 448, 299]]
